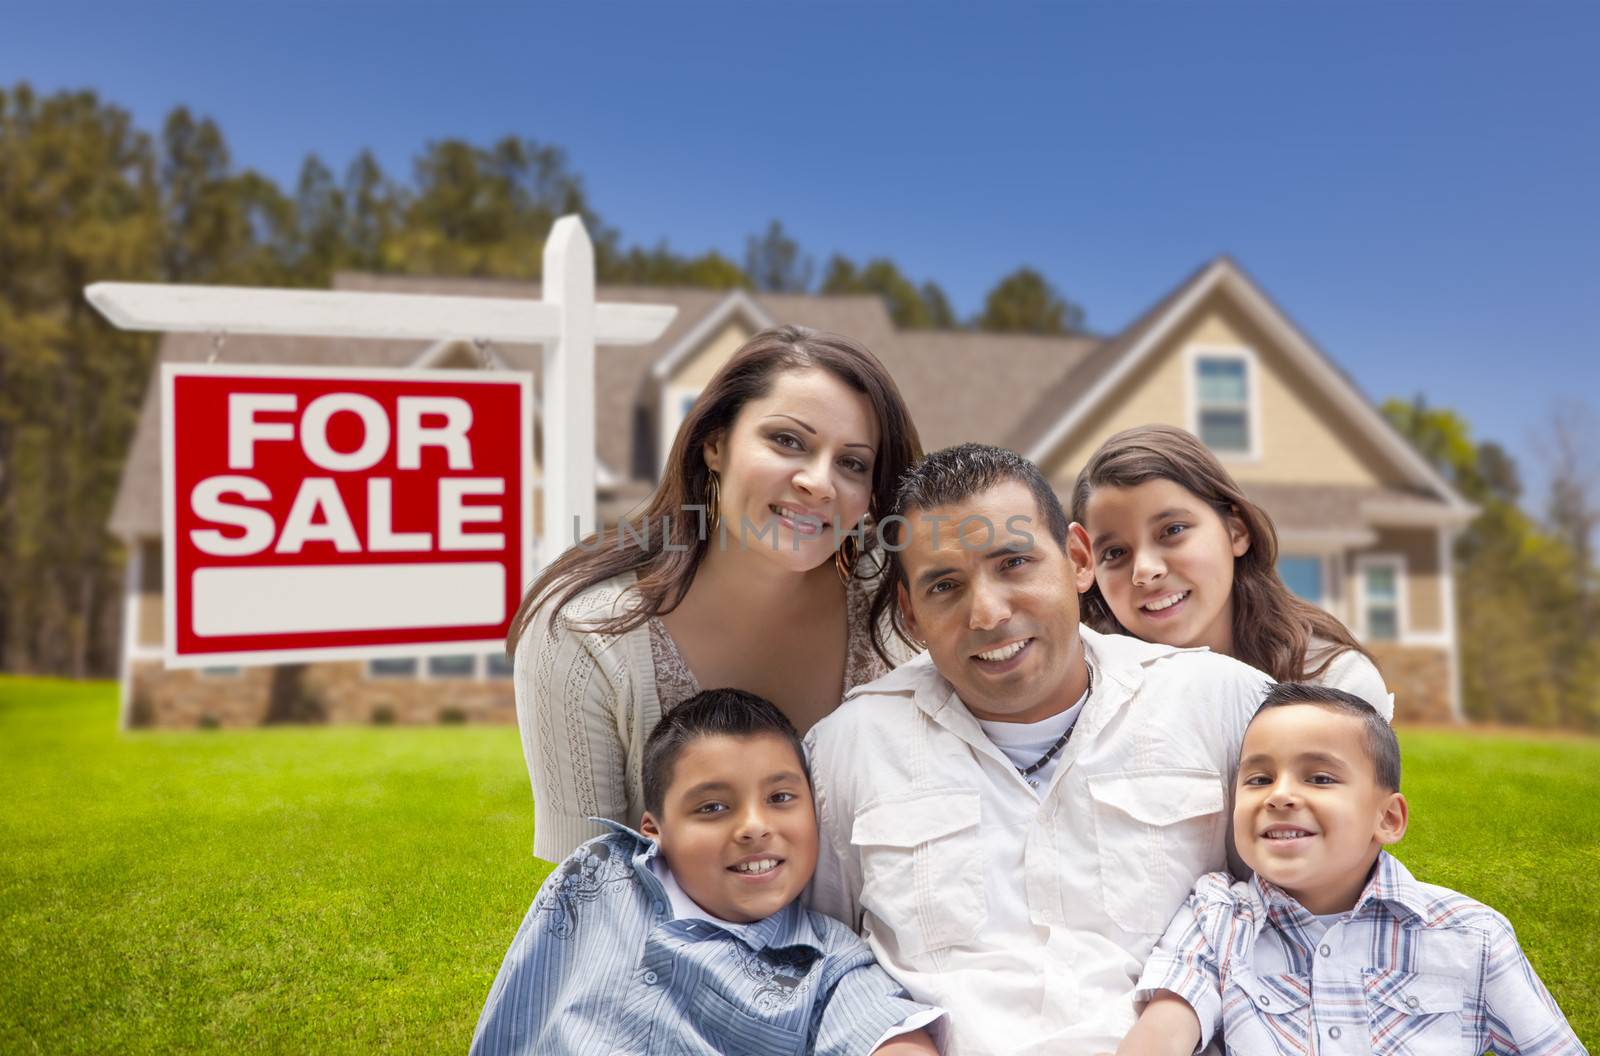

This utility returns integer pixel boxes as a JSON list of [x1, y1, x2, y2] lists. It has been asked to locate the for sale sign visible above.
[[162, 364, 534, 668]]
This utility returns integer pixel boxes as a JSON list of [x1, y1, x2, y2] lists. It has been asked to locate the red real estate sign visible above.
[[162, 364, 535, 668]]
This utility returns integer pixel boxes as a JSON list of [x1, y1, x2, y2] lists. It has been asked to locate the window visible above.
[[1277, 555, 1323, 604], [367, 658, 419, 679], [1357, 557, 1404, 641], [426, 654, 476, 679], [1193, 352, 1253, 455], [485, 652, 514, 680]]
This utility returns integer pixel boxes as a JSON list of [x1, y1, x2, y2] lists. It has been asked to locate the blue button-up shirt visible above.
[[471, 821, 936, 1055], [1135, 851, 1584, 1055]]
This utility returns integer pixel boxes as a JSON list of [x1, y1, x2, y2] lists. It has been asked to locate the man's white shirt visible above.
[[804, 626, 1271, 1056]]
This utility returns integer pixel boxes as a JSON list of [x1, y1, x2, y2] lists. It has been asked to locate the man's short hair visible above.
[[885, 443, 1070, 584], [1251, 682, 1401, 791], [641, 688, 811, 816]]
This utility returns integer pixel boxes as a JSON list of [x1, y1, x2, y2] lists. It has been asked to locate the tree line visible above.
[[2, 81, 1595, 730]]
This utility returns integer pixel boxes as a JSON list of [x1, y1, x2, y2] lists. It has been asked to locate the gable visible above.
[[1030, 262, 1471, 517], [1039, 289, 1405, 490]]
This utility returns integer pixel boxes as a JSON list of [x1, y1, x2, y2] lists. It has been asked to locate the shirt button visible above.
[[1406, 995, 1421, 1009], [643, 971, 659, 985], [652, 901, 666, 915], [1328, 1026, 1342, 1039], [1257, 994, 1270, 1007], [1319, 943, 1332, 957]]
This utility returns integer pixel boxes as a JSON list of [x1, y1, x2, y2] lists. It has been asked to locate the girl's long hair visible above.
[[506, 324, 922, 664], [1069, 424, 1370, 682]]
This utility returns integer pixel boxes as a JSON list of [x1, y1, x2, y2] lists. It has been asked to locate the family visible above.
[[470, 326, 1581, 1054]]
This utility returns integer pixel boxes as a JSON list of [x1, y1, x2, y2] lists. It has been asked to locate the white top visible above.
[[805, 626, 1272, 1056], [1306, 637, 1395, 722]]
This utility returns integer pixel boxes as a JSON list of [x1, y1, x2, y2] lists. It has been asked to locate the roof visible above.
[[1015, 256, 1475, 516], [1244, 483, 1470, 544], [876, 329, 1101, 452], [107, 258, 1473, 540]]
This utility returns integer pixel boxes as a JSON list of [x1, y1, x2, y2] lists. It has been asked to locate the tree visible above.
[[1383, 397, 1600, 728], [0, 83, 162, 675], [385, 136, 599, 279], [820, 255, 956, 329], [976, 266, 1085, 334], [1533, 401, 1600, 727], [341, 149, 398, 273], [598, 243, 749, 289], [744, 220, 812, 293]]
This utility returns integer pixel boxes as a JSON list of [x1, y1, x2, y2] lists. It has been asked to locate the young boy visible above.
[[470, 688, 944, 1056], [1119, 682, 1583, 1056]]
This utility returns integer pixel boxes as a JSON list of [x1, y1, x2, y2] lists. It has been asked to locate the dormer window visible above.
[[1191, 348, 1257, 456]]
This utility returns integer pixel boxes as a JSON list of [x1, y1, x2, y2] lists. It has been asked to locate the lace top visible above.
[[515, 567, 901, 862], [645, 572, 889, 712]]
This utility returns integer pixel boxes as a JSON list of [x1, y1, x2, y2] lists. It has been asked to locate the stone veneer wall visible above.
[[126, 659, 515, 728], [1366, 643, 1454, 724]]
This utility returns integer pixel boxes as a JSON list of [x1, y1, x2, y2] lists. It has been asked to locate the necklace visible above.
[[1016, 659, 1093, 778]]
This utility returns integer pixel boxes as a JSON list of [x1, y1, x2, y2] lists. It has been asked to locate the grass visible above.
[[2, 677, 1597, 1052], [0, 676, 551, 1054]]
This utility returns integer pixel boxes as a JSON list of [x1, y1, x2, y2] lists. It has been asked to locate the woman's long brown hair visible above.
[[1069, 424, 1371, 682], [506, 324, 923, 664]]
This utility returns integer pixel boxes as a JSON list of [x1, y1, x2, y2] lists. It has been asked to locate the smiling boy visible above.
[[470, 689, 943, 1056], [1118, 683, 1582, 1055]]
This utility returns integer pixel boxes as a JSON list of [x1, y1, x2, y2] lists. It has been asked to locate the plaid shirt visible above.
[[1136, 851, 1585, 1055]]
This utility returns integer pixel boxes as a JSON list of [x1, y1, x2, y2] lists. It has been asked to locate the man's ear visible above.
[[1067, 523, 1096, 593], [1226, 507, 1252, 559], [640, 812, 662, 840], [896, 582, 922, 646], [1376, 791, 1408, 846], [702, 429, 726, 476]]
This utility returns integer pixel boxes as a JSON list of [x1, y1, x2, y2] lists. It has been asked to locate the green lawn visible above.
[[2, 678, 1597, 1053]]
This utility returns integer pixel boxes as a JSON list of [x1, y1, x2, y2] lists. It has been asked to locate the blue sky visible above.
[[6, 0, 1597, 504]]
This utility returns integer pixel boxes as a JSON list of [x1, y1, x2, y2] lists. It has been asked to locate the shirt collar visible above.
[[589, 818, 827, 957], [1250, 850, 1429, 932]]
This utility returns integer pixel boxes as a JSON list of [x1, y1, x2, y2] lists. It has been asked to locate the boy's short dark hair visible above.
[[884, 443, 1070, 585], [641, 688, 810, 817], [1251, 682, 1401, 791]]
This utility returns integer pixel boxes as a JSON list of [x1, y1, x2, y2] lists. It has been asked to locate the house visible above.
[[108, 258, 1472, 727]]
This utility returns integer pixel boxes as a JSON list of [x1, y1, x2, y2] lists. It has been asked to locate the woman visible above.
[[1070, 424, 1392, 717], [509, 325, 922, 860]]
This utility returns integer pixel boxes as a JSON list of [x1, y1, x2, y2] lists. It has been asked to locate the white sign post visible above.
[[88, 215, 676, 577]]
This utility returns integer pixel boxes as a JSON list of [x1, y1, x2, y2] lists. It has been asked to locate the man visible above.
[[806, 444, 1271, 1055]]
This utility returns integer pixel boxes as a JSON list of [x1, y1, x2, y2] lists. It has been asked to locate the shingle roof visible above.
[[876, 330, 1101, 453], [1243, 483, 1448, 535], [107, 258, 1469, 540]]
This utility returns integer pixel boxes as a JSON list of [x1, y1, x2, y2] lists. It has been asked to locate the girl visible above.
[[1070, 424, 1391, 718], [508, 325, 922, 860]]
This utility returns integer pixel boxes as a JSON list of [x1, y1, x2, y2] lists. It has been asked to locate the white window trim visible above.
[[659, 385, 701, 477], [1354, 553, 1408, 643], [1185, 344, 1262, 461]]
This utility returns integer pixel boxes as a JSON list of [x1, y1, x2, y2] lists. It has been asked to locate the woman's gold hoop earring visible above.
[[835, 513, 874, 585], [834, 532, 860, 585], [705, 472, 721, 539]]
